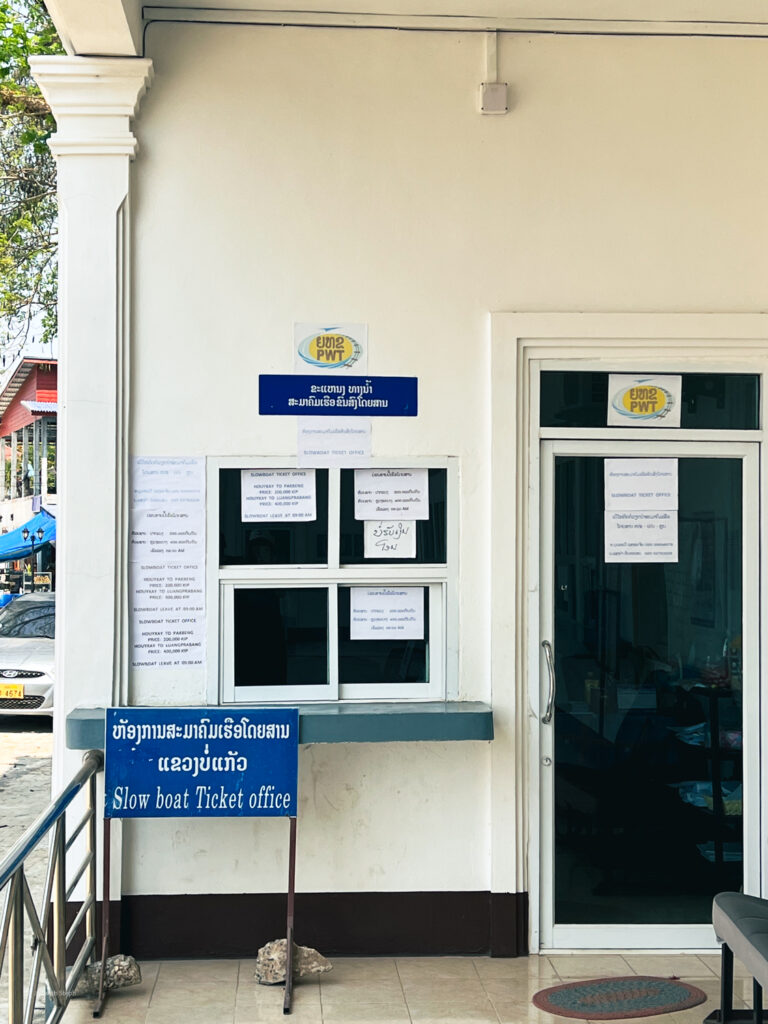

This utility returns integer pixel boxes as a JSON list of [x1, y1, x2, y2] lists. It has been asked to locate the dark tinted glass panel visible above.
[[340, 468, 447, 564], [541, 372, 759, 430], [338, 587, 429, 684], [234, 588, 328, 686], [554, 456, 742, 925], [220, 469, 328, 565]]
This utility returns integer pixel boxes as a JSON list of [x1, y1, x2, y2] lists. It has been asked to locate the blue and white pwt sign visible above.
[[104, 707, 299, 818]]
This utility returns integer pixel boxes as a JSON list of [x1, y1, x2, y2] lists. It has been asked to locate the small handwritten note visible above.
[[364, 520, 417, 559], [350, 587, 424, 640], [354, 469, 429, 520], [241, 469, 316, 522]]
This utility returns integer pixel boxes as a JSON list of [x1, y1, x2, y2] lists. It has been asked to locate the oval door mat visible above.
[[532, 976, 707, 1020]]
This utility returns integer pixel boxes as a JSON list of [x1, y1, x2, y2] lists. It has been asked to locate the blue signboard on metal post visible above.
[[104, 707, 299, 818], [258, 374, 418, 416], [101, 707, 301, 1013]]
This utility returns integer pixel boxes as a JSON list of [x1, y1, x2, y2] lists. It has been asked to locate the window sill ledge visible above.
[[66, 701, 493, 749]]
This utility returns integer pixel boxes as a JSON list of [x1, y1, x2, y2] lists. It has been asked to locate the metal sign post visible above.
[[93, 817, 111, 1018], [102, 707, 300, 1014], [284, 816, 297, 1014]]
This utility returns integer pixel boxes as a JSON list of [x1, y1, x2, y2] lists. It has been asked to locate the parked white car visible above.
[[0, 593, 55, 716]]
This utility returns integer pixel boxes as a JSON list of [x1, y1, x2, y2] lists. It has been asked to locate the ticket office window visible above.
[[218, 463, 454, 703]]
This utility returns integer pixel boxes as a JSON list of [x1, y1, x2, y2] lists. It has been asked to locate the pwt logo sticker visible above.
[[607, 374, 681, 427], [296, 329, 363, 370]]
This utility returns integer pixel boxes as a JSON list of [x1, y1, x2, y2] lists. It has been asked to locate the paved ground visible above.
[[0, 715, 54, 1021], [0, 717, 54, 857], [61, 952, 748, 1024]]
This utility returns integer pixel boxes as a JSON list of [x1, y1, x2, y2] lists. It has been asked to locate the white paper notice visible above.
[[130, 509, 204, 562], [605, 459, 678, 511], [354, 469, 429, 520], [297, 418, 371, 468], [130, 562, 205, 668], [132, 456, 205, 510], [364, 520, 417, 559], [607, 374, 682, 427], [605, 510, 679, 563], [241, 469, 316, 522], [604, 457, 679, 563], [130, 457, 206, 670], [350, 587, 424, 640]]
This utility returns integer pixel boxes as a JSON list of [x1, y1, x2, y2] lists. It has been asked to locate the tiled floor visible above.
[[61, 952, 755, 1024]]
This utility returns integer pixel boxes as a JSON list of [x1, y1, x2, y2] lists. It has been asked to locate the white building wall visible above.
[[123, 742, 491, 894], [122, 24, 768, 896]]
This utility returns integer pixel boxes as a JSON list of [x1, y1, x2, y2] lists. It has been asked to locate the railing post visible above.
[[0, 749, 105, 1022], [52, 818, 66, 1003], [8, 870, 24, 1024], [86, 772, 97, 958]]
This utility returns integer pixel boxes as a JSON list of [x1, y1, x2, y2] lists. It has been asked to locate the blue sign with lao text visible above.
[[259, 374, 417, 416], [105, 707, 298, 818]]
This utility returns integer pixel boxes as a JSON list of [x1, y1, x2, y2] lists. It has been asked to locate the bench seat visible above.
[[709, 892, 768, 1023], [714, 893, 768, 993]]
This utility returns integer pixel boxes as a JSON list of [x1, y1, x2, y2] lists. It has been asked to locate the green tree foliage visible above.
[[0, 0, 62, 353]]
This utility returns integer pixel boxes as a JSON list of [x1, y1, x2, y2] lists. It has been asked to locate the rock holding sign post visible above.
[[72, 955, 141, 998], [254, 940, 332, 985]]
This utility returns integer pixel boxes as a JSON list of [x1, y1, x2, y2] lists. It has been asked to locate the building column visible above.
[[41, 418, 48, 503], [10, 429, 18, 500], [30, 57, 153, 790], [0, 432, 6, 502], [32, 418, 40, 498]]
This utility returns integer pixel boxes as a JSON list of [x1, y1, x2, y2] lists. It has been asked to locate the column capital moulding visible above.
[[29, 56, 153, 159]]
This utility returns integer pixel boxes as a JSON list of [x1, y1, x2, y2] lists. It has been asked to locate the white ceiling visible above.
[[44, 0, 768, 57]]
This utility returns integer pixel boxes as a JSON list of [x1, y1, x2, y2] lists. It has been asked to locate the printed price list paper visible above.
[[130, 457, 206, 670], [241, 469, 316, 522]]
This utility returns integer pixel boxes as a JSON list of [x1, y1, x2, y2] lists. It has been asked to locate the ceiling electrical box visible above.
[[479, 82, 508, 114]]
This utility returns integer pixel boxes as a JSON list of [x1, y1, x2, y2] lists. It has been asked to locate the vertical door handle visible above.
[[541, 640, 556, 724]]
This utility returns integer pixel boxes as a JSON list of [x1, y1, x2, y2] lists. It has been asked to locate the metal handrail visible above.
[[0, 748, 104, 1024]]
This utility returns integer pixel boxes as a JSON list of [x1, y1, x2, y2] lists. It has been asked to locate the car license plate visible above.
[[0, 682, 23, 699]]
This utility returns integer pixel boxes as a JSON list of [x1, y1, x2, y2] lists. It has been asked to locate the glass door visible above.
[[539, 440, 759, 949]]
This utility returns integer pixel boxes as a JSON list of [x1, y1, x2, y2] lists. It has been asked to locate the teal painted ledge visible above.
[[66, 702, 493, 750]]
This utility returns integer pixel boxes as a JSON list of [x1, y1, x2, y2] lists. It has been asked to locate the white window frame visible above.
[[207, 456, 458, 704]]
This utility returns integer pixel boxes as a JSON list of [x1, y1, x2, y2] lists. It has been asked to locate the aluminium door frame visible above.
[[538, 438, 760, 951], [489, 314, 768, 955]]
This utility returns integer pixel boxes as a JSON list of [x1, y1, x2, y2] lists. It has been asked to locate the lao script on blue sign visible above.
[[105, 708, 298, 819], [259, 375, 417, 416]]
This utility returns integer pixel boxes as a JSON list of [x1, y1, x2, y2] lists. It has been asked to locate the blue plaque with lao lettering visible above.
[[105, 707, 299, 818], [259, 374, 417, 416]]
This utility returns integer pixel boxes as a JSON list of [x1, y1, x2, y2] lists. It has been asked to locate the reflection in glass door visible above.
[[539, 442, 759, 948]]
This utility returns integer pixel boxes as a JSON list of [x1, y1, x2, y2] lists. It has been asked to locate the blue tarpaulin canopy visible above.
[[0, 509, 55, 563]]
